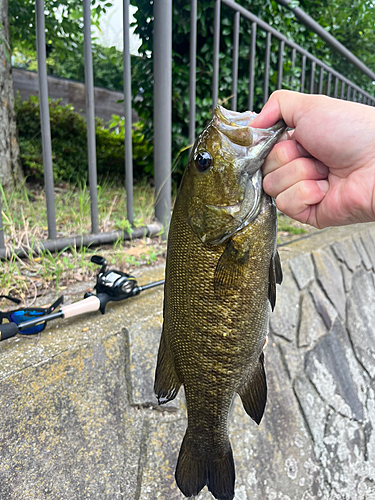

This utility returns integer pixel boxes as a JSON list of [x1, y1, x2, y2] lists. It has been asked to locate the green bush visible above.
[[15, 95, 153, 185]]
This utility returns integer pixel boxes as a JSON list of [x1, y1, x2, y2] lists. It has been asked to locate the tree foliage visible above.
[[132, 0, 375, 181], [15, 95, 153, 184]]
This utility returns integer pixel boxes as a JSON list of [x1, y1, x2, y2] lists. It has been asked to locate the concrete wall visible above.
[[1, 224, 375, 499], [13, 68, 138, 124]]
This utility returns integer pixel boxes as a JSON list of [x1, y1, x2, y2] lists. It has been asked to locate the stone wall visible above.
[[13, 68, 138, 124], [1, 224, 375, 499]]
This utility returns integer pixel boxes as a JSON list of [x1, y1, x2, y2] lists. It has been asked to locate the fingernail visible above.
[[315, 161, 329, 176], [317, 180, 329, 193]]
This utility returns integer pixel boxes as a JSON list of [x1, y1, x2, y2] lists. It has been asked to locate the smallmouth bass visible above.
[[154, 106, 286, 500]]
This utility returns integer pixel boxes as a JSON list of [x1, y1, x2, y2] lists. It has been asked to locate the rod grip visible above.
[[0, 322, 19, 341], [61, 296, 100, 319]]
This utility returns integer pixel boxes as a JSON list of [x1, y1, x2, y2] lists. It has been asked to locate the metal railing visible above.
[[1, 0, 374, 259]]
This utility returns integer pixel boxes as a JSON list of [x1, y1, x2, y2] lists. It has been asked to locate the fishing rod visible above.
[[0, 255, 164, 341]]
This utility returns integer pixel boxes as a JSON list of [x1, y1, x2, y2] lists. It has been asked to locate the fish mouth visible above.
[[213, 105, 286, 174]]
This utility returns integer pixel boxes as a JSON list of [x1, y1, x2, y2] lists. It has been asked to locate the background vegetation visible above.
[[9, 0, 375, 185]]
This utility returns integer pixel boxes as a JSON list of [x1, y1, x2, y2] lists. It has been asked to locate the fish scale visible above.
[[154, 106, 286, 499]]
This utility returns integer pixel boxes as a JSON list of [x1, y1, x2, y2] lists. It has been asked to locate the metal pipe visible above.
[[334, 77, 339, 98], [212, 0, 221, 108], [154, 0, 172, 236], [231, 11, 240, 110], [83, 0, 99, 234], [353, 89, 357, 101], [300, 54, 306, 93], [289, 47, 296, 86], [0, 224, 162, 260], [248, 22, 257, 111], [347, 85, 351, 101], [123, 0, 134, 225], [275, 0, 375, 82], [189, 0, 197, 146], [221, 0, 374, 101], [277, 40, 284, 90], [340, 81, 345, 99], [35, 0, 56, 240], [309, 60, 315, 94], [327, 72, 332, 96], [263, 31, 271, 105]]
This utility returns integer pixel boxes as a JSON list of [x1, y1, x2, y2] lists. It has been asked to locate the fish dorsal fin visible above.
[[214, 239, 249, 297], [268, 250, 283, 311], [238, 352, 267, 425], [154, 328, 181, 404]]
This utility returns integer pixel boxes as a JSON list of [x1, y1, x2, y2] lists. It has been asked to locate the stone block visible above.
[[353, 235, 372, 271], [331, 236, 362, 272], [270, 271, 300, 342], [312, 247, 346, 319], [289, 252, 315, 290], [347, 269, 375, 379], [309, 281, 338, 330], [298, 292, 327, 349], [360, 232, 375, 271]]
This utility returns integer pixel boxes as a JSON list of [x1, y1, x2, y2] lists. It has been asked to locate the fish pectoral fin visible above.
[[214, 239, 249, 297], [268, 250, 283, 311], [154, 328, 181, 404], [175, 431, 235, 500], [238, 352, 267, 425]]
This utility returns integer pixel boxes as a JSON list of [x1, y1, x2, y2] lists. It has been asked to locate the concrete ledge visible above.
[[1, 225, 375, 499]]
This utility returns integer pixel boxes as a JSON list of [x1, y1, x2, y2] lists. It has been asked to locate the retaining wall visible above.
[[1, 224, 375, 499]]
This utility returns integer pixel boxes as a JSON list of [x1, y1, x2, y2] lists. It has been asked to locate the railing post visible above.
[[123, 0, 134, 225], [83, 0, 99, 234], [154, 0, 172, 237], [248, 22, 257, 111], [35, 0, 56, 240], [231, 10, 240, 110], [212, 0, 221, 108], [189, 0, 197, 147]]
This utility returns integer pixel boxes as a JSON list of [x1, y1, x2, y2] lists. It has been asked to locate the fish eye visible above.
[[194, 151, 213, 172]]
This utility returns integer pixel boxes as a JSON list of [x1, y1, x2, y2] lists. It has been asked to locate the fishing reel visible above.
[[90, 255, 138, 299]]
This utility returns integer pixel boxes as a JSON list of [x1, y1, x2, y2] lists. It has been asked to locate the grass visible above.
[[0, 180, 167, 304], [0, 181, 312, 306]]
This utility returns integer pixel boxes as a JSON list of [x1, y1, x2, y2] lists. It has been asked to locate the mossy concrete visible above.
[[1, 224, 375, 499]]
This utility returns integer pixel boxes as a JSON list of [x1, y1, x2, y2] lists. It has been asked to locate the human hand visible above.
[[250, 90, 375, 228]]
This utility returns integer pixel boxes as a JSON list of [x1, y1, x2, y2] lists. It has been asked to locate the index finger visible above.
[[251, 90, 324, 129]]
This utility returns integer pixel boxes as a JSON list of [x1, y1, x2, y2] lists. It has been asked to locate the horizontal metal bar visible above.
[[221, 0, 375, 100], [0, 224, 163, 260], [275, 0, 375, 81]]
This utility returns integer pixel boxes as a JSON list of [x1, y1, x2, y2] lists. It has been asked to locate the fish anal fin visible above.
[[175, 432, 235, 500], [238, 352, 267, 425], [214, 240, 249, 297], [154, 328, 181, 404], [268, 250, 283, 311]]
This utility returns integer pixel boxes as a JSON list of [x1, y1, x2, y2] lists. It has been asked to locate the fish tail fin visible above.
[[175, 432, 235, 500]]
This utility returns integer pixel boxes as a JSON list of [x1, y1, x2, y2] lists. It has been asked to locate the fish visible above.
[[154, 105, 286, 500]]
